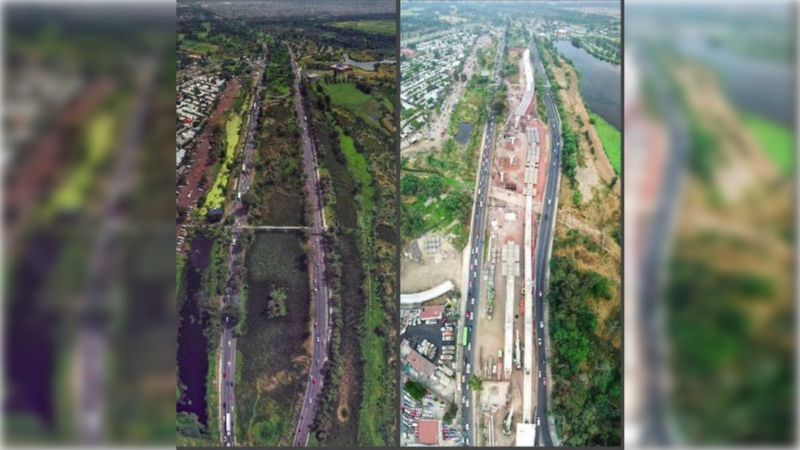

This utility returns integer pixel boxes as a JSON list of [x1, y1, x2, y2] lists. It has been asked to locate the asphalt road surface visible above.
[[529, 40, 561, 447], [287, 43, 331, 447], [460, 30, 505, 447], [219, 45, 267, 447]]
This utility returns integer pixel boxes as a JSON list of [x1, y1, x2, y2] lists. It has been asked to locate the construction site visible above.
[[467, 47, 553, 447]]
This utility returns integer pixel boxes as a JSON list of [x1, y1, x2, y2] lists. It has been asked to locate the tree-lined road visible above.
[[287, 43, 331, 447], [530, 39, 562, 447], [460, 29, 505, 447]]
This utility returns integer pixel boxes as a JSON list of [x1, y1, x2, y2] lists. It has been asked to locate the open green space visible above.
[[322, 81, 392, 130], [181, 40, 219, 55], [331, 20, 395, 35], [589, 111, 621, 174], [742, 112, 793, 174]]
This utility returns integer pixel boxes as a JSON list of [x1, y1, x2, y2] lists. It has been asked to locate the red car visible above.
[[543, 377, 547, 385], [223, 372, 227, 379], [466, 311, 472, 320], [312, 379, 316, 385]]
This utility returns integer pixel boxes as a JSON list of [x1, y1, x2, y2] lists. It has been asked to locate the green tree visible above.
[[468, 376, 484, 392], [404, 380, 427, 401]]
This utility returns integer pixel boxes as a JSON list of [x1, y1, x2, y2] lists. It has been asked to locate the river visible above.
[[554, 41, 622, 131], [677, 39, 792, 127]]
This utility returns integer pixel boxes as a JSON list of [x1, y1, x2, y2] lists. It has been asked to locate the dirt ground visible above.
[[401, 233, 464, 294], [549, 51, 618, 192], [177, 79, 241, 211]]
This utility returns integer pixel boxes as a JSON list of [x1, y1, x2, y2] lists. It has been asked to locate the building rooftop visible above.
[[406, 349, 436, 377], [418, 419, 441, 446], [419, 304, 445, 320]]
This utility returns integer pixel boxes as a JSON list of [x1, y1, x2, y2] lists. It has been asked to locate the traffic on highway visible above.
[[288, 42, 332, 447], [219, 44, 267, 447], [459, 29, 505, 447], [530, 39, 561, 447]]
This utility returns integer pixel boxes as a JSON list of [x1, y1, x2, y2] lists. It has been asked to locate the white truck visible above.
[[225, 413, 231, 436]]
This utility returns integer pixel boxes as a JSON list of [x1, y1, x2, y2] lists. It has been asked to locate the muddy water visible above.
[[177, 235, 213, 426]]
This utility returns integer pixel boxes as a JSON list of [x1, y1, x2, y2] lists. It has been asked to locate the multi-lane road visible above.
[[219, 45, 267, 447], [458, 33, 563, 447], [287, 43, 331, 447], [459, 30, 505, 447], [529, 39, 562, 447]]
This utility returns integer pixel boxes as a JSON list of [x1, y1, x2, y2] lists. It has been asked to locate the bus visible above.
[[462, 327, 469, 347]]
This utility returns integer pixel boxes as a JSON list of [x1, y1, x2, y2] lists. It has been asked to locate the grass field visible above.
[[181, 40, 218, 55], [324, 82, 372, 106], [590, 111, 621, 175], [331, 20, 395, 35], [742, 112, 793, 174], [323, 82, 388, 127]]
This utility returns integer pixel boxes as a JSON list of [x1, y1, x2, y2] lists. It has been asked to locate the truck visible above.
[[225, 413, 231, 436]]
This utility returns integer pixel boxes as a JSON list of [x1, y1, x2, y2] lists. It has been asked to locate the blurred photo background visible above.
[[2, 1, 176, 446], [0, 0, 798, 448], [625, 0, 795, 446]]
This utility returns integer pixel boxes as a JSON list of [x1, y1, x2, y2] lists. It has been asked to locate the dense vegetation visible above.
[[547, 254, 621, 446], [300, 33, 397, 446]]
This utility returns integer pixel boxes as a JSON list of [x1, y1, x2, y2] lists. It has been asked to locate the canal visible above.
[[554, 40, 622, 131]]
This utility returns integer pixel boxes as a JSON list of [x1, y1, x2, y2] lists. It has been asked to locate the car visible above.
[[469, 280, 473, 288], [540, 321, 543, 328], [462, 396, 466, 404], [468, 342, 472, 351], [227, 361, 231, 367], [316, 337, 320, 343], [223, 372, 227, 379], [465, 423, 470, 431], [548, 199, 551, 205], [466, 311, 473, 320], [466, 400, 470, 408], [309, 398, 313, 404], [228, 340, 231, 347], [538, 338, 542, 345], [538, 370, 541, 378], [539, 290, 542, 298], [471, 297, 475, 306], [312, 378, 316, 385], [537, 417, 541, 426], [543, 377, 547, 385]]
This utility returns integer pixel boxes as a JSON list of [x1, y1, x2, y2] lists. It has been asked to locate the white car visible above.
[[462, 396, 466, 404], [537, 417, 541, 426], [316, 337, 320, 343], [540, 321, 543, 328], [538, 370, 541, 378], [468, 342, 472, 351], [471, 297, 475, 306], [228, 340, 231, 347], [548, 199, 551, 205], [466, 400, 470, 408], [538, 338, 542, 345]]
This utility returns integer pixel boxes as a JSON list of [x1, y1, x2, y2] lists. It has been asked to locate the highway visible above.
[[459, 29, 505, 447], [287, 42, 331, 447], [529, 39, 562, 447], [219, 44, 267, 447]]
